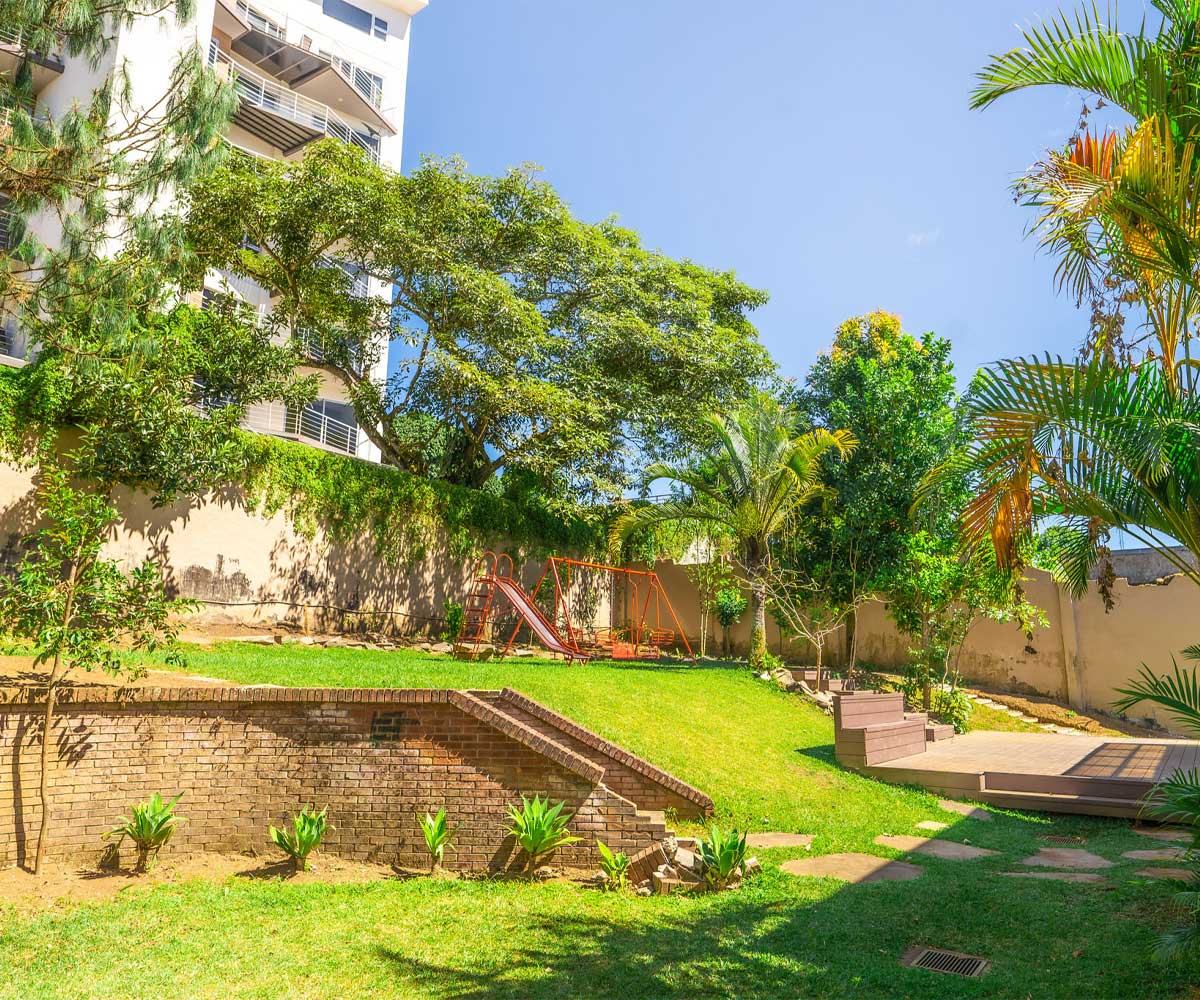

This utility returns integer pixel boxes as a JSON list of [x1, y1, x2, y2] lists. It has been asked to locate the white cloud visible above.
[[907, 228, 941, 248]]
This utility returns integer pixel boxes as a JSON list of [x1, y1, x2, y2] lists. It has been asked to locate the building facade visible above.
[[0, 0, 428, 463]]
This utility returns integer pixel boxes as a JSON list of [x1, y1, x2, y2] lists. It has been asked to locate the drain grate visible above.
[[901, 946, 990, 978], [1040, 834, 1086, 845]]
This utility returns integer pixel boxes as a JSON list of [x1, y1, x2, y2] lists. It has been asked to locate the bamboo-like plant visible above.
[[104, 793, 185, 874], [418, 808, 457, 873], [506, 796, 579, 875], [270, 805, 330, 873]]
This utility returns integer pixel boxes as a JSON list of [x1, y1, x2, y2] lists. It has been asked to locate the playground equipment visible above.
[[457, 553, 694, 663]]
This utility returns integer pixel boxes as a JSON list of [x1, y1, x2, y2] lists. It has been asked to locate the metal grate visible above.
[[902, 947, 989, 978], [1040, 834, 1086, 845]]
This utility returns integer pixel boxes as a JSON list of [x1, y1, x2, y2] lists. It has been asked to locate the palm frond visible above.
[[1113, 660, 1200, 734]]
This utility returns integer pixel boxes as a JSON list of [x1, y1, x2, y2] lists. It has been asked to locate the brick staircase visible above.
[[470, 688, 714, 821]]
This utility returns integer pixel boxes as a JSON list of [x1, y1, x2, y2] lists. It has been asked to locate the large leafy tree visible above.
[[0, 0, 236, 348], [792, 310, 958, 667], [185, 145, 773, 497], [610, 390, 855, 671]]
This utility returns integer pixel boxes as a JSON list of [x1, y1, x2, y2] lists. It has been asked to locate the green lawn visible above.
[[1, 644, 1195, 999]]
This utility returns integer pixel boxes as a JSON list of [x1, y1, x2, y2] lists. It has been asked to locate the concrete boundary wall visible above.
[[2, 460, 1197, 734]]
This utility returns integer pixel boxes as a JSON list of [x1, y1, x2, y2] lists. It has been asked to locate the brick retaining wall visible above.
[[0, 686, 700, 871]]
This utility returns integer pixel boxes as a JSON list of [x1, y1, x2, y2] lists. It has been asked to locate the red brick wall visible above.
[[0, 687, 666, 871]]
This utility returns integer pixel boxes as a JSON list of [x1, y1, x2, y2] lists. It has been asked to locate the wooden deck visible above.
[[859, 730, 1200, 817]]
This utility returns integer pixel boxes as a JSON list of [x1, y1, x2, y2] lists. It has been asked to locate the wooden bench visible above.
[[834, 692, 927, 768]]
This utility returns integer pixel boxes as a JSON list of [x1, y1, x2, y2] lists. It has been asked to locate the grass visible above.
[[1, 643, 1196, 999]]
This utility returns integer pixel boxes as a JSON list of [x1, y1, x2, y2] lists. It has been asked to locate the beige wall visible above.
[[2, 458, 1196, 731]]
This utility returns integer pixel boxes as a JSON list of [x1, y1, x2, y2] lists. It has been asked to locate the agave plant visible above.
[[596, 840, 630, 891], [418, 808, 457, 873], [104, 793, 185, 874], [697, 826, 748, 891], [270, 805, 330, 873], [506, 795, 579, 874]]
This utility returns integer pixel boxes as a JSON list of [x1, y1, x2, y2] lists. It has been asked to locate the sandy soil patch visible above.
[[0, 655, 231, 690]]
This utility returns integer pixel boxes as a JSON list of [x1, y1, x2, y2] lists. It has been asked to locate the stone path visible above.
[[1136, 867, 1194, 881], [1000, 871, 1106, 884], [1020, 848, 1113, 870], [1133, 826, 1192, 843], [937, 799, 992, 821], [874, 834, 998, 860], [781, 853, 923, 883], [916, 820, 948, 832], [746, 833, 814, 849], [1122, 848, 1186, 861]]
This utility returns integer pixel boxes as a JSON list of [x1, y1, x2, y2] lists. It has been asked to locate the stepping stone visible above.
[[746, 832, 815, 849], [938, 799, 993, 822], [1133, 826, 1192, 844], [1017, 714, 1039, 723], [916, 821, 949, 832], [1122, 848, 1186, 861], [875, 834, 998, 860], [781, 853, 923, 883], [1020, 848, 1113, 869], [1000, 871, 1106, 884], [1135, 867, 1194, 882]]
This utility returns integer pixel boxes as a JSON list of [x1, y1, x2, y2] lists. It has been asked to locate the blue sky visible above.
[[400, 0, 1127, 387]]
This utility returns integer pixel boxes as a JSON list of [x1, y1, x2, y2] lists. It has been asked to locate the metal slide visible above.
[[489, 575, 588, 663]]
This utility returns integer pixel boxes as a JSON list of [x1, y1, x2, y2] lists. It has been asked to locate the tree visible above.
[[765, 563, 864, 682], [885, 530, 1046, 713], [684, 543, 734, 658], [0, 465, 192, 873], [793, 310, 958, 670], [1, 0, 236, 347], [10, 302, 316, 502], [185, 146, 774, 498], [610, 391, 855, 671]]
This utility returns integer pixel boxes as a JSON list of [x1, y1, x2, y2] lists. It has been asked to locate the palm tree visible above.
[[610, 391, 855, 670]]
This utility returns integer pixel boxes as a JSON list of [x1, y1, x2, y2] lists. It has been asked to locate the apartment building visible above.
[[0, 0, 429, 463]]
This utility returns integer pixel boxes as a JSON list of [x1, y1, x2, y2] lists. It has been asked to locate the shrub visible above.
[[932, 686, 974, 733], [596, 840, 630, 891], [104, 793, 185, 874], [418, 808, 456, 873], [270, 805, 330, 872], [713, 587, 747, 656], [442, 600, 465, 641], [506, 795, 580, 874], [698, 826, 748, 890]]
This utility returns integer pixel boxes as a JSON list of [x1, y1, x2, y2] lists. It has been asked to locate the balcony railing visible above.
[[197, 397, 366, 457], [208, 40, 379, 162]]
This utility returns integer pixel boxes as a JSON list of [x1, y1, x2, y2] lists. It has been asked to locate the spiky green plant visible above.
[[697, 826, 748, 891], [596, 840, 630, 891], [269, 805, 330, 873], [104, 793, 185, 874], [506, 796, 580, 874], [418, 808, 457, 873]]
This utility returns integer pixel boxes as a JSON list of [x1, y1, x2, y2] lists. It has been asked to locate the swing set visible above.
[[458, 553, 695, 663]]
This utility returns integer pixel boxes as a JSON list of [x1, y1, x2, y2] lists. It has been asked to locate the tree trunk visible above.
[[748, 568, 767, 671], [33, 657, 62, 875], [845, 609, 858, 684], [815, 641, 824, 689]]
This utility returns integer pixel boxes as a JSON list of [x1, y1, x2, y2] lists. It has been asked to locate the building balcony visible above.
[[214, 0, 395, 134], [0, 27, 65, 92], [199, 397, 366, 457], [208, 39, 381, 162]]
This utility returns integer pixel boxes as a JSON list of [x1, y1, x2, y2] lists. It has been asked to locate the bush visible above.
[[104, 793, 185, 873], [596, 840, 630, 891], [270, 804, 330, 872], [698, 826, 748, 890], [418, 808, 456, 872], [442, 601, 465, 642], [506, 795, 580, 874], [713, 587, 747, 655], [932, 686, 974, 733]]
